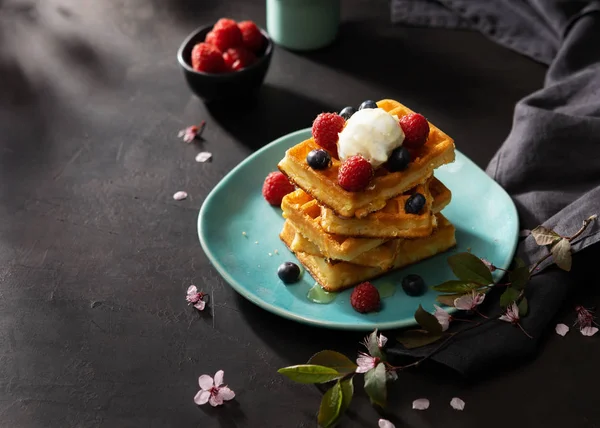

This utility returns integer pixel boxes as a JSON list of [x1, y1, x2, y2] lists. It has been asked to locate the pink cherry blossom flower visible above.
[[356, 352, 379, 373], [194, 370, 235, 407], [450, 397, 465, 410], [499, 302, 520, 324], [433, 305, 451, 331], [178, 121, 206, 143], [379, 419, 395, 428], [412, 398, 430, 410], [480, 258, 496, 272], [454, 291, 485, 311], [555, 323, 569, 336], [186, 285, 206, 311], [173, 191, 188, 201], [575, 306, 599, 336]]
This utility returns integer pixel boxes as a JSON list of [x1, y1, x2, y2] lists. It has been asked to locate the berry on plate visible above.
[[262, 171, 295, 206], [306, 149, 332, 170], [350, 282, 381, 313], [191, 43, 226, 73], [405, 193, 426, 214], [339, 106, 356, 120], [401, 274, 425, 296], [387, 146, 411, 172], [399, 113, 430, 149], [277, 262, 301, 284], [223, 47, 256, 71], [205, 20, 243, 52], [338, 155, 373, 192], [238, 21, 264, 53], [311, 113, 345, 156], [358, 100, 378, 110]]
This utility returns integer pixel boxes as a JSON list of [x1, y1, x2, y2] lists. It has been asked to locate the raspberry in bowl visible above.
[[177, 19, 273, 102]]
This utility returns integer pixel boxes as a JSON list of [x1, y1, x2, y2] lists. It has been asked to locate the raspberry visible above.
[[223, 47, 256, 71], [311, 113, 345, 156], [399, 113, 430, 149], [350, 282, 380, 313], [238, 21, 264, 52], [337, 155, 373, 192], [262, 171, 295, 206], [191, 43, 226, 73], [205, 21, 243, 52]]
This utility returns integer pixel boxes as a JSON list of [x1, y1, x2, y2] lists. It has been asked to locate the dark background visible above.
[[1, 0, 597, 427]]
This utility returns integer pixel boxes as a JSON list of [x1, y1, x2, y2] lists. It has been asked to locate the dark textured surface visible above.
[[1, 1, 598, 427]]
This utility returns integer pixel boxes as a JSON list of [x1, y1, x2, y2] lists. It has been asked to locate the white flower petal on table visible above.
[[412, 398, 430, 410], [196, 152, 212, 162], [194, 390, 210, 405], [450, 397, 465, 410], [194, 300, 206, 311], [213, 370, 225, 387], [198, 374, 213, 390], [555, 323, 569, 336], [187, 285, 197, 295], [209, 393, 223, 407], [379, 419, 395, 428], [219, 386, 235, 401], [173, 191, 188, 201], [581, 326, 599, 337]]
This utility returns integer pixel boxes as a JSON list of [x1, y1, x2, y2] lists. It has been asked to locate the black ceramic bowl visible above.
[[177, 24, 273, 102]]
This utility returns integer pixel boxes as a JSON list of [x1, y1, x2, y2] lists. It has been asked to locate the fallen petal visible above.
[[194, 390, 210, 405], [412, 398, 430, 410], [173, 191, 188, 201], [555, 323, 569, 336], [213, 370, 224, 387], [219, 386, 235, 401], [581, 326, 599, 337], [378, 419, 396, 428], [196, 152, 212, 163], [450, 397, 465, 410], [198, 374, 213, 391], [194, 300, 206, 311], [187, 285, 198, 295]]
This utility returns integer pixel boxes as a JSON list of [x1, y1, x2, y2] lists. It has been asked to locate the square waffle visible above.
[[278, 99, 455, 218], [319, 177, 452, 238], [286, 221, 399, 269], [281, 189, 387, 262], [280, 214, 457, 292]]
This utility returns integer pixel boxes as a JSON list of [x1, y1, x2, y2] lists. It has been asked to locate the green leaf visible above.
[[414, 305, 443, 335], [531, 226, 561, 246], [308, 351, 357, 376], [277, 365, 342, 384], [432, 280, 483, 293], [518, 297, 528, 317], [499, 287, 520, 308], [366, 329, 384, 360], [331, 378, 354, 427], [364, 362, 387, 408], [509, 266, 530, 290], [436, 294, 462, 307], [551, 238, 572, 271], [447, 252, 493, 285], [317, 380, 343, 428], [396, 329, 443, 349]]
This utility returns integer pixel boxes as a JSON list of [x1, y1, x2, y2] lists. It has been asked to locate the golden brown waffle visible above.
[[286, 221, 398, 269], [280, 215, 457, 292], [281, 189, 387, 262], [277, 99, 455, 218], [320, 177, 452, 238]]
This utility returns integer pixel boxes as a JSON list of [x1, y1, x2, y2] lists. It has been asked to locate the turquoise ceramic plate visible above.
[[198, 129, 518, 330]]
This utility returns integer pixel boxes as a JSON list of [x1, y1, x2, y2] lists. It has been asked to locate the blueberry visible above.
[[358, 100, 378, 110], [387, 146, 411, 172], [306, 149, 332, 170], [339, 106, 356, 120], [405, 193, 426, 214], [401, 274, 425, 296], [278, 262, 301, 284]]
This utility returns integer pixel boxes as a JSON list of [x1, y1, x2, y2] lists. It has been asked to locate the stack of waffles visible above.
[[276, 99, 458, 292]]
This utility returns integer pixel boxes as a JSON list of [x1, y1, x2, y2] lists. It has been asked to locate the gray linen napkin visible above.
[[387, 0, 600, 375]]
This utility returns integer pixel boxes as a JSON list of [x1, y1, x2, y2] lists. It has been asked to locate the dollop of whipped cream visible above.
[[337, 108, 404, 167]]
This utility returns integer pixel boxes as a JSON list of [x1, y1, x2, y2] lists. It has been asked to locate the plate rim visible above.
[[198, 128, 519, 330]]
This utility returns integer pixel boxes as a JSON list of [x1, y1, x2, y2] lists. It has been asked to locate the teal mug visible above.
[[266, 0, 341, 51]]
